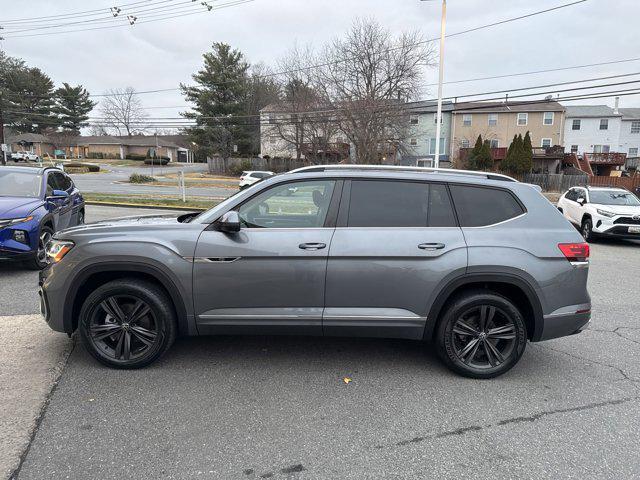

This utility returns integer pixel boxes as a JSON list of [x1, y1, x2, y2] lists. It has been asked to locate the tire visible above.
[[77, 209, 85, 225], [581, 218, 594, 242], [78, 279, 177, 369], [24, 225, 53, 270], [435, 290, 527, 379]]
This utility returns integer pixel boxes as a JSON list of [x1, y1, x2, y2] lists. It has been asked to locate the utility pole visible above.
[[0, 92, 7, 166], [433, 0, 446, 169]]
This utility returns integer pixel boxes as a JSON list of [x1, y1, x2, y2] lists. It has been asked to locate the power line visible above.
[[0, 0, 164, 23]]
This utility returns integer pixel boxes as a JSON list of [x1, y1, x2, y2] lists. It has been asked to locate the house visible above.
[[563, 104, 623, 156], [6, 133, 55, 157], [618, 108, 640, 164], [260, 103, 349, 162], [451, 100, 565, 164], [156, 135, 196, 163], [398, 101, 454, 167]]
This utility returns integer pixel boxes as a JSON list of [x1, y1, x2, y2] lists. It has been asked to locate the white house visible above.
[[618, 108, 640, 160], [563, 105, 622, 155]]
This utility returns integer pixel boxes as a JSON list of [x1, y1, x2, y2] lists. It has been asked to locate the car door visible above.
[[49, 171, 73, 230], [192, 178, 341, 335], [566, 187, 587, 225], [324, 179, 467, 340], [59, 173, 83, 226]]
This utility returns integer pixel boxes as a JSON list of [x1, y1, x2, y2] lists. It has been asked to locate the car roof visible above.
[[0, 166, 62, 175], [586, 186, 629, 192]]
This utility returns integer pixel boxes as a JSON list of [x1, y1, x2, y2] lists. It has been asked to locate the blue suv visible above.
[[0, 166, 84, 269]]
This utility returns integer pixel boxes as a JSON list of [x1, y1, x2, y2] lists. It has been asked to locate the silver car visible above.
[[39, 165, 591, 378]]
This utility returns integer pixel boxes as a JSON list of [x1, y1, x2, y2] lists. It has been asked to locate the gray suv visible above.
[[39, 166, 591, 378]]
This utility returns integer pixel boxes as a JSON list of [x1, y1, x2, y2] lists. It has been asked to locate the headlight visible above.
[[46, 240, 75, 263], [596, 209, 616, 218], [0, 216, 34, 229]]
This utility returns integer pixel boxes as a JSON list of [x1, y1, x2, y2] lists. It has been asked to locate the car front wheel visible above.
[[436, 291, 527, 379], [79, 279, 177, 369], [581, 218, 594, 242], [24, 225, 53, 270]]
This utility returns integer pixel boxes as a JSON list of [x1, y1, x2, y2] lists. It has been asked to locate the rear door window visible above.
[[449, 185, 524, 227], [346, 180, 457, 228]]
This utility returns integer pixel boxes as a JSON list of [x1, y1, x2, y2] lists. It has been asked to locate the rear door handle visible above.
[[418, 243, 445, 250], [299, 242, 326, 250]]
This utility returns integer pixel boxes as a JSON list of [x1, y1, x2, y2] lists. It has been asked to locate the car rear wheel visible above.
[[435, 291, 527, 379], [79, 279, 177, 369]]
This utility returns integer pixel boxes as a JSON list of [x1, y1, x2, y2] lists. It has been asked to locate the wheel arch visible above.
[[424, 273, 544, 342], [64, 262, 190, 336]]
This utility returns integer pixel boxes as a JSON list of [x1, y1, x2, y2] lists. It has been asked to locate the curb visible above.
[[85, 201, 206, 211]]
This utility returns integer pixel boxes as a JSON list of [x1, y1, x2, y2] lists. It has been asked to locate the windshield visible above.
[[0, 171, 42, 197], [589, 190, 640, 206]]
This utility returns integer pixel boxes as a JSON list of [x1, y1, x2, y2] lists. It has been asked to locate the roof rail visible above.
[[288, 164, 517, 182]]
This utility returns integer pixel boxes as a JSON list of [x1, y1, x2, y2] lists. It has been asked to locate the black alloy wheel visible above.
[[436, 291, 527, 378], [581, 218, 594, 242], [79, 279, 177, 368]]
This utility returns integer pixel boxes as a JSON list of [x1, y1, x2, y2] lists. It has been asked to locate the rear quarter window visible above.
[[450, 185, 524, 227]]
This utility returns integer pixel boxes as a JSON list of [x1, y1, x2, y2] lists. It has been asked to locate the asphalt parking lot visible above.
[[1, 205, 639, 479]]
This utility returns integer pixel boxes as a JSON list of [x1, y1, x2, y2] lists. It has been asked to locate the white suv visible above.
[[557, 186, 640, 241], [239, 170, 274, 189]]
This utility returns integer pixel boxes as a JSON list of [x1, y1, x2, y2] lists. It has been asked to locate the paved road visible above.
[[69, 162, 237, 198], [3, 208, 640, 479]]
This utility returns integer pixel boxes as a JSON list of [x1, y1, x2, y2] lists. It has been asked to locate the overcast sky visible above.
[[2, 0, 639, 124]]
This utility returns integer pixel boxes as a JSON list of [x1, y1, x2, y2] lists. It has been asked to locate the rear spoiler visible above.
[[524, 183, 543, 193]]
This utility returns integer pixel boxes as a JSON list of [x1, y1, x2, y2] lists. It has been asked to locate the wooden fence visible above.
[[519, 173, 640, 192]]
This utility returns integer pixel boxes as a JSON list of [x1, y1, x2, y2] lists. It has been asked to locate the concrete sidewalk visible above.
[[0, 315, 72, 479]]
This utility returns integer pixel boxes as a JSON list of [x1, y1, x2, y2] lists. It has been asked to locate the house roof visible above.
[[115, 136, 181, 148], [407, 100, 455, 114], [74, 135, 123, 145], [156, 134, 192, 149], [453, 100, 565, 113], [6, 133, 51, 144], [564, 105, 621, 118], [619, 108, 640, 120]]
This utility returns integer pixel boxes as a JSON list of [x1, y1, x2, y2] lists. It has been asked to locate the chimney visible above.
[[614, 96, 619, 114]]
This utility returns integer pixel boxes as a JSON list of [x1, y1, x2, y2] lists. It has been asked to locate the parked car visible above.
[[239, 170, 274, 189], [40, 165, 590, 378], [557, 186, 640, 241], [11, 151, 40, 162], [0, 166, 84, 269]]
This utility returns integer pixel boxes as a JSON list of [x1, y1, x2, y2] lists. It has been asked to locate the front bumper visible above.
[[39, 264, 69, 333], [592, 216, 640, 239]]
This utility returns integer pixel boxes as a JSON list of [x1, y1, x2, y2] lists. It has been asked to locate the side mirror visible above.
[[48, 189, 70, 200], [577, 197, 586, 205], [217, 211, 241, 233]]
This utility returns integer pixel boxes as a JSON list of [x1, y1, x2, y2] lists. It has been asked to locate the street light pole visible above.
[[433, 0, 446, 169]]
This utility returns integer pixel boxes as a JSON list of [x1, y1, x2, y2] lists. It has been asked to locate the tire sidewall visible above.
[[79, 281, 175, 369], [437, 293, 527, 379], [582, 218, 593, 242]]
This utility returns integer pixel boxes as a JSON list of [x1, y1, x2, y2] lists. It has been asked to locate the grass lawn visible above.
[[83, 192, 220, 210]]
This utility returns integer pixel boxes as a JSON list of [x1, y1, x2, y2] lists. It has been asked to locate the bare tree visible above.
[[317, 18, 435, 164], [98, 87, 147, 136]]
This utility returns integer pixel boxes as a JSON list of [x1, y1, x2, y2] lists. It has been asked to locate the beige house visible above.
[[451, 100, 566, 162]]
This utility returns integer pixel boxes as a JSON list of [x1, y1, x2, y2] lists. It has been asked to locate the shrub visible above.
[[126, 153, 147, 161], [143, 158, 169, 165], [228, 160, 253, 176], [65, 167, 90, 174], [65, 162, 100, 172], [129, 173, 155, 183]]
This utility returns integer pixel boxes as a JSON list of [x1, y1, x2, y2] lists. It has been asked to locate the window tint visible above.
[[565, 189, 577, 201], [238, 180, 335, 228], [428, 184, 457, 227], [46, 173, 59, 195], [57, 173, 72, 191], [348, 181, 428, 227], [450, 185, 524, 227]]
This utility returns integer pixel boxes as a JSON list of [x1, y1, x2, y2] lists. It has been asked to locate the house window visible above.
[[268, 114, 276, 124], [410, 115, 419, 125], [488, 114, 497, 126], [541, 138, 552, 148], [460, 139, 470, 149], [572, 119, 581, 130], [571, 145, 578, 153], [631, 121, 640, 134], [543, 112, 554, 125], [410, 138, 418, 146], [489, 139, 499, 148], [517, 113, 528, 126], [336, 137, 345, 144], [428, 138, 446, 155], [433, 113, 443, 124], [462, 114, 472, 126], [599, 119, 609, 130], [629, 147, 638, 157], [593, 145, 610, 153]]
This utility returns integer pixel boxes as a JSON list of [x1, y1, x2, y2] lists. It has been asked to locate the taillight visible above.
[[558, 243, 589, 263]]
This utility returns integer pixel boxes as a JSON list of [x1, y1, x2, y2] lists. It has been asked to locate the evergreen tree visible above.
[[520, 130, 533, 173], [181, 43, 250, 166], [476, 140, 494, 171], [466, 134, 483, 169], [501, 134, 519, 173], [0, 53, 56, 133], [54, 83, 96, 133]]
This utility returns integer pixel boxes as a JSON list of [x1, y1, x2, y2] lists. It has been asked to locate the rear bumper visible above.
[[536, 305, 591, 341]]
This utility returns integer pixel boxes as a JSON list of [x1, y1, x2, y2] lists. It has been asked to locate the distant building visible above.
[[618, 108, 640, 162], [563, 105, 622, 156], [398, 101, 454, 167], [451, 100, 565, 164]]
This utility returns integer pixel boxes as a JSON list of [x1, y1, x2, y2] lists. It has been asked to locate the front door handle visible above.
[[299, 242, 326, 250], [418, 242, 445, 250]]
